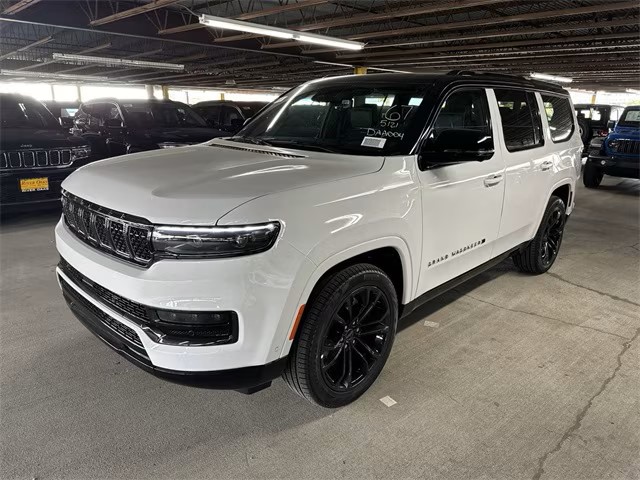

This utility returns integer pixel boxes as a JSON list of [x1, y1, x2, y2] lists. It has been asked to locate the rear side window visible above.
[[541, 95, 574, 142], [494, 89, 544, 152]]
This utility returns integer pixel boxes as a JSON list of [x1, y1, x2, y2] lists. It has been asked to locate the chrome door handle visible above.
[[541, 160, 553, 171], [484, 173, 503, 187]]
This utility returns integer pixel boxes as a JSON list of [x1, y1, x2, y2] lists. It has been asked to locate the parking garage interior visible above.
[[1, 1, 639, 479]]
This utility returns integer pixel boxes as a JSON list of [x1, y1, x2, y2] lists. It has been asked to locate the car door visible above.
[[416, 88, 506, 295], [490, 88, 548, 254]]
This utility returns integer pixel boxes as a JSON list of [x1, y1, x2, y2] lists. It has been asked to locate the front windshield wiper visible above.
[[260, 139, 340, 154], [226, 136, 274, 146]]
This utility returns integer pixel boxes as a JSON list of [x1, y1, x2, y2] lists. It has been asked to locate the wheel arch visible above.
[[279, 237, 413, 356]]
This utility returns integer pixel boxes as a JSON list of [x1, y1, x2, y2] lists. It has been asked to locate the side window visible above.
[[610, 108, 620, 122], [494, 89, 544, 152], [199, 106, 221, 126], [541, 94, 574, 142], [222, 106, 242, 125], [421, 88, 494, 160]]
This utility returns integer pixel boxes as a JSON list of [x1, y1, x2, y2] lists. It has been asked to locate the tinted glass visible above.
[[233, 83, 430, 156], [542, 95, 574, 142], [222, 106, 242, 124], [619, 108, 640, 126], [195, 105, 221, 125], [0, 96, 59, 129], [121, 102, 207, 128], [495, 89, 544, 151], [425, 88, 493, 150]]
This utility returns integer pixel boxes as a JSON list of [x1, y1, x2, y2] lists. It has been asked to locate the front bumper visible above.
[[55, 219, 314, 377], [60, 275, 287, 389], [586, 153, 640, 178]]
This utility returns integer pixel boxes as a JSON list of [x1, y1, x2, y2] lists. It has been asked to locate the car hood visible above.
[[62, 139, 384, 225], [0, 128, 88, 150], [611, 126, 640, 138], [129, 127, 224, 145]]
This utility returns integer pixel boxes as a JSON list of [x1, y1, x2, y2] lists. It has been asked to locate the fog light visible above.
[[601, 160, 606, 165], [155, 310, 231, 325]]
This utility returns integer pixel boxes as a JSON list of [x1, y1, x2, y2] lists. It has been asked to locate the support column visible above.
[[145, 84, 155, 99], [161, 85, 169, 100], [76, 85, 82, 102], [353, 66, 368, 75], [220, 92, 225, 100], [590, 92, 597, 104]]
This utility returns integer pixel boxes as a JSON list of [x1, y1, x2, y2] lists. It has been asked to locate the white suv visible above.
[[56, 73, 581, 407]]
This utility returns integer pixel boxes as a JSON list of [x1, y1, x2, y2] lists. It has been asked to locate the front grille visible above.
[[61, 191, 153, 266], [613, 139, 640, 156], [0, 148, 87, 170], [59, 276, 143, 347]]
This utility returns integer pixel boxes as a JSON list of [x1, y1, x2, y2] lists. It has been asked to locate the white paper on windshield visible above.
[[361, 136, 386, 148]]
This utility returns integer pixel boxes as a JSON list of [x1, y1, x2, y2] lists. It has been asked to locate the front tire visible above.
[[512, 195, 566, 274], [583, 162, 603, 188], [283, 264, 398, 408]]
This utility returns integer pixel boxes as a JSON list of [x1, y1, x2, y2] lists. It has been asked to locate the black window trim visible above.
[[493, 87, 546, 153], [415, 86, 495, 171], [540, 92, 576, 145]]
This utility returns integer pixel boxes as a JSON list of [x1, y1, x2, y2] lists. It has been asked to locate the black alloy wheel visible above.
[[512, 195, 567, 274], [320, 286, 392, 391], [283, 264, 398, 408], [540, 208, 565, 268]]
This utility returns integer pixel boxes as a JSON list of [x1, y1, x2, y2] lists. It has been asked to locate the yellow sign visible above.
[[19, 177, 49, 192]]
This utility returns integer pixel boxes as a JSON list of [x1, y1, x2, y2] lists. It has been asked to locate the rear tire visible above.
[[583, 162, 603, 188], [283, 264, 398, 408], [578, 118, 590, 144], [512, 195, 566, 274]]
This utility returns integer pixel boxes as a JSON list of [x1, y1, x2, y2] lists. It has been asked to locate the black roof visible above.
[[301, 72, 569, 95], [81, 97, 184, 105]]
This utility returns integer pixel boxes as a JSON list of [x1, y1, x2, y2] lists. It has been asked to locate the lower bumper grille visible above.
[[60, 276, 143, 348], [59, 258, 238, 346]]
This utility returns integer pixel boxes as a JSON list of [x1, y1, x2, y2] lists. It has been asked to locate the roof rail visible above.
[[446, 70, 527, 81]]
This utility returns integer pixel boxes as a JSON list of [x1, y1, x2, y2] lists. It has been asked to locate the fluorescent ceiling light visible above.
[[626, 88, 640, 94], [199, 14, 364, 51], [52, 53, 184, 71], [530, 72, 573, 83], [0, 69, 108, 81]]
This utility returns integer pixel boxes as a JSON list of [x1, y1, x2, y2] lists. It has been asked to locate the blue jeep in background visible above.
[[583, 105, 640, 188]]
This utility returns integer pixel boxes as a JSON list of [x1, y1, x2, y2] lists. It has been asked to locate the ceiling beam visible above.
[[0, 35, 52, 61], [2, 0, 41, 15], [346, 0, 640, 41], [61, 48, 166, 74], [235, 0, 329, 20], [215, 0, 517, 44], [17, 42, 112, 70], [266, 16, 640, 51], [89, 0, 181, 26], [343, 32, 640, 61]]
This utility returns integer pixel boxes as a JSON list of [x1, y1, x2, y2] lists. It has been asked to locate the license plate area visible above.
[[20, 177, 49, 192]]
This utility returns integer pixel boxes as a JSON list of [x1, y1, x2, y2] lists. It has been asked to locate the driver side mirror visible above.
[[419, 129, 494, 168], [607, 120, 616, 130]]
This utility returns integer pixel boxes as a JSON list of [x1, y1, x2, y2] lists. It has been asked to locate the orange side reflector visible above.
[[289, 304, 306, 340]]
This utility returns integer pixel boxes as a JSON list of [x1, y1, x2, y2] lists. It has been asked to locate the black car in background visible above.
[[44, 100, 80, 129], [192, 100, 269, 134], [1, 93, 92, 212], [574, 103, 625, 146], [71, 98, 223, 159]]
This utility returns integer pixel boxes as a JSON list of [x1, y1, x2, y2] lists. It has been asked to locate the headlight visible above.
[[151, 222, 281, 258], [71, 145, 91, 160], [607, 139, 619, 151], [158, 142, 190, 149]]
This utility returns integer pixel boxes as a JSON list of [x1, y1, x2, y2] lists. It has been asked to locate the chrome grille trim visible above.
[[61, 191, 153, 266], [0, 147, 89, 171]]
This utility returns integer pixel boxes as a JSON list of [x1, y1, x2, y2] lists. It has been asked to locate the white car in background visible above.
[[56, 73, 581, 407]]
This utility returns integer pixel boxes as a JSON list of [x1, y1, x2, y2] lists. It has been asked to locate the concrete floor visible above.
[[1, 178, 639, 480]]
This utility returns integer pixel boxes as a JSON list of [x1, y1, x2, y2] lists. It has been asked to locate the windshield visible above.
[[0, 97, 60, 129], [230, 82, 431, 156], [120, 102, 207, 128], [618, 108, 640, 127]]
